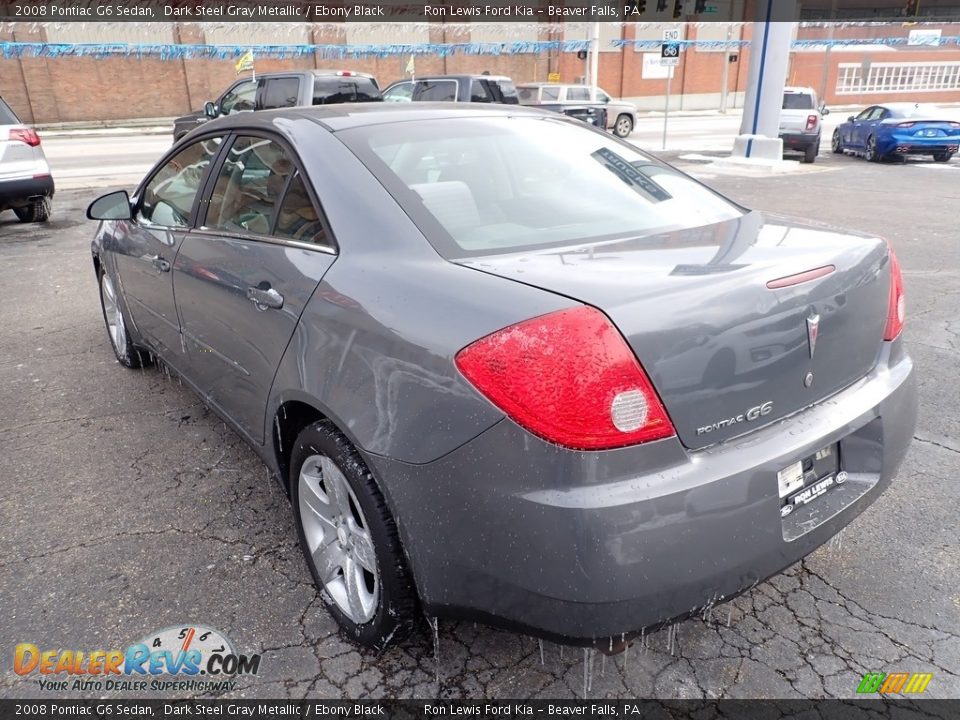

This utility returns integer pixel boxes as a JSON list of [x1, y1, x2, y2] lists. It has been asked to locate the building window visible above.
[[837, 61, 960, 94]]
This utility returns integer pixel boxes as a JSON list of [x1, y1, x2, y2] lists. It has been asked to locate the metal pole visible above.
[[662, 69, 672, 151], [818, 0, 838, 102], [589, 22, 600, 94], [720, 24, 731, 113]]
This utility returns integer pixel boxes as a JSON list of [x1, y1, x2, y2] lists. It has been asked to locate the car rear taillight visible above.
[[455, 306, 675, 450], [897, 122, 916, 129], [10, 127, 40, 147], [883, 247, 905, 341], [805, 115, 818, 131], [336, 71, 354, 76]]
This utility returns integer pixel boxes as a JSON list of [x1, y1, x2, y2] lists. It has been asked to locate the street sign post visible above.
[[661, 30, 680, 150]]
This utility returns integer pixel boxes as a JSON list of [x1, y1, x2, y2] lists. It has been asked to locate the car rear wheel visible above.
[[290, 421, 417, 649], [933, 151, 953, 163], [802, 142, 818, 164], [865, 135, 881, 163], [613, 114, 634, 138], [14, 197, 50, 223], [831, 129, 844, 154], [98, 269, 150, 368]]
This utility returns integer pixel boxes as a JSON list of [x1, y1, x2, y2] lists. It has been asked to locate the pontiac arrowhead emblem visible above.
[[806, 313, 820, 359]]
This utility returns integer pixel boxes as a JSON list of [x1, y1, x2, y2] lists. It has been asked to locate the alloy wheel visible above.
[[298, 454, 379, 624], [100, 274, 127, 357], [831, 129, 843, 153], [866, 136, 878, 162], [615, 116, 633, 138]]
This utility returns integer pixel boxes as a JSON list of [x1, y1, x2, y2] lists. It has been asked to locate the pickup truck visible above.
[[172, 70, 382, 141], [516, 83, 638, 137]]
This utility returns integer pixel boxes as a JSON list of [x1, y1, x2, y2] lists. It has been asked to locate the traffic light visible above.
[[657, 0, 668, 10], [695, 0, 707, 12], [673, 0, 683, 19], [638, 0, 647, 13], [905, 0, 919, 16]]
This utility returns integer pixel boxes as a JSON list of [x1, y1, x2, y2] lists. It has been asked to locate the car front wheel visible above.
[[290, 421, 417, 648], [98, 269, 150, 368], [831, 129, 844, 154], [613, 114, 634, 138]]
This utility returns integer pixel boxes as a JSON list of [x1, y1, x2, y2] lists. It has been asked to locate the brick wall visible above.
[[1, 22, 958, 124]]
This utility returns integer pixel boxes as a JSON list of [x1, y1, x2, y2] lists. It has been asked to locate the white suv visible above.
[[0, 97, 53, 223], [779, 87, 828, 164]]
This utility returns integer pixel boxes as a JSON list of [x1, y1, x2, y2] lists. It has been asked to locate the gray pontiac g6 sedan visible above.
[[87, 104, 917, 649]]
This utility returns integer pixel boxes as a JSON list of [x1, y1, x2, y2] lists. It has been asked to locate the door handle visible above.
[[150, 255, 171, 273], [246, 286, 284, 311]]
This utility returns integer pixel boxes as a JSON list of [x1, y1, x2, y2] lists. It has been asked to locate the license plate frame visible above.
[[778, 442, 842, 517]]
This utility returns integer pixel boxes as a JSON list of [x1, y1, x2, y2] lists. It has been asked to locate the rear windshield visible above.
[[783, 93, 815, 110], [517, 87, 538, 104], [313, 77, 381, 104], [0, 97, 20, 125], [341, 116, 743, 258], [413, 80, 457, 102]]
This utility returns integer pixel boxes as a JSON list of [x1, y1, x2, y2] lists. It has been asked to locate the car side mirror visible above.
[[820, 106, 830, 116], [204, 101, 219, 118], [87, 190, 132, 221], [848, 115, 855, 122]]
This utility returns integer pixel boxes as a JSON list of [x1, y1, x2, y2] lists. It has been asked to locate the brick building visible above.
[[1, 16, 959, 124]]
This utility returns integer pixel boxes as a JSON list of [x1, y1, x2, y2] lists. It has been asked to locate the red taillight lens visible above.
[[883, 247, 905, 341], [897, 122, 916, 129], [455, 306, 675, 450], [805, 115, 818, 131], [10, 127, 40, 147]]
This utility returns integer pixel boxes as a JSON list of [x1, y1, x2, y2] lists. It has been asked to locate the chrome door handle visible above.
[[246, 286, 283, 311], [150, 255, 171, 273]]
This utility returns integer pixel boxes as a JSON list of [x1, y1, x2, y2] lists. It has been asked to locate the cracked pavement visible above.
[[1, 151, 958, 700]]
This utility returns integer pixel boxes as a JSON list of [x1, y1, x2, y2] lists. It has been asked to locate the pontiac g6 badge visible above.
[[696, 401, 773, 436], [806, 312, 820, 359]]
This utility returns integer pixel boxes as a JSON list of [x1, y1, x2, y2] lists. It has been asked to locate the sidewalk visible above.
[[36, 117, 175, 139]]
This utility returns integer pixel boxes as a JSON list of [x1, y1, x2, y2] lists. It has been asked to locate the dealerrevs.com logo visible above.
[[14, 625, 261, 693]]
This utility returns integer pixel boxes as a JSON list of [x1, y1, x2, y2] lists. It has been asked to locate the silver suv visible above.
[[0, 97, 53, 223], [779, 86, 829, 164], [517, 83, 638, 138]]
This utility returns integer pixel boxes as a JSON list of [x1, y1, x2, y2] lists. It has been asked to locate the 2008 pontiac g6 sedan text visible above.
[[87, 104, 917, 649]]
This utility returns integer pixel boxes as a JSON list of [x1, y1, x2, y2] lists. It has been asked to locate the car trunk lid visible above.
[[456, 212, 890, 449]]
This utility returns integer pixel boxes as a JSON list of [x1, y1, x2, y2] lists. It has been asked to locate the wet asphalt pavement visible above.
[[0, 150, 958, 700]]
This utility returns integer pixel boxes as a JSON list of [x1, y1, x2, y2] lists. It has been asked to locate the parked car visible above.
[[382, 75, 520, 104], [88, 104, 916, 650], [779, 86, 827, 164], [832, 102, 960, 163], [517, 82, 638, 138], [0, 96, 53, 223], [172, 70, 381, 140]]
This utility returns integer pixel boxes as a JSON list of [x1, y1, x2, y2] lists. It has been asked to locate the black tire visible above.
[[865, 135, 881, 163], [831, 129, 843, 154], [802, 143, 818, 164], [14, 197, 50, 223], [613, 114, 634, 139], [933, 151, 953, 163], [290, 421, 417, 649], [97, 268, 150, 368]]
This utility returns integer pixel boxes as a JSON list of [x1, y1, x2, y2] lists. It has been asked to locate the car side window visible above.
[[597, 90, 611, 103], [414, 80, 457, 102], [470, 80, 492, 103], [262, 78, 300, 109], [383, 82, 414, 103], [855, 107, 876, 121], [567, 87, 591, 102], [204, 136, 292, 236], [876, 108, 891, 120], [138, 137, 223, 228], [541, 86, 561, 101], [274, 171, 327, 245], [219, 80, 258, 115]]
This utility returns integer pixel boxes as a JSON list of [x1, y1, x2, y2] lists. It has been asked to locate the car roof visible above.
[[396, 75, 513, 82], [783, 86, 815, 94], [196, 102, 550, 133]]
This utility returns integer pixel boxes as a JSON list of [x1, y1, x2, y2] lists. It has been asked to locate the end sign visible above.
[[661, 29, 680, 66]]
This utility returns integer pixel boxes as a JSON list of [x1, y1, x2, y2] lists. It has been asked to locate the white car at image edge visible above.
[[0, 96, 53, 223]]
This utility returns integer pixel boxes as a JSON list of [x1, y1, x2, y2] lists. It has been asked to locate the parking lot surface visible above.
[[1, 150, 958, 699]]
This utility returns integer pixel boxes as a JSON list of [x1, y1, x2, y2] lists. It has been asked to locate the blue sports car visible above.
[[832, 103, 960, 162]]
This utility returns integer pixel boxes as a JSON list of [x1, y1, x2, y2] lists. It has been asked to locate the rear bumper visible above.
[[365, 342, 917, 644], [0, 174, 55, 210], [779, 132, 819, 150], [883, 135, 958, 155]]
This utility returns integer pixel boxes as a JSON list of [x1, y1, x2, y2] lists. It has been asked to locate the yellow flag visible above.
[[235, 50, 254, 75], [404, 54, 415, 76]]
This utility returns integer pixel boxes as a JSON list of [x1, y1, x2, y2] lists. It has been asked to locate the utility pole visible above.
[[589, 22, 600, 96]]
